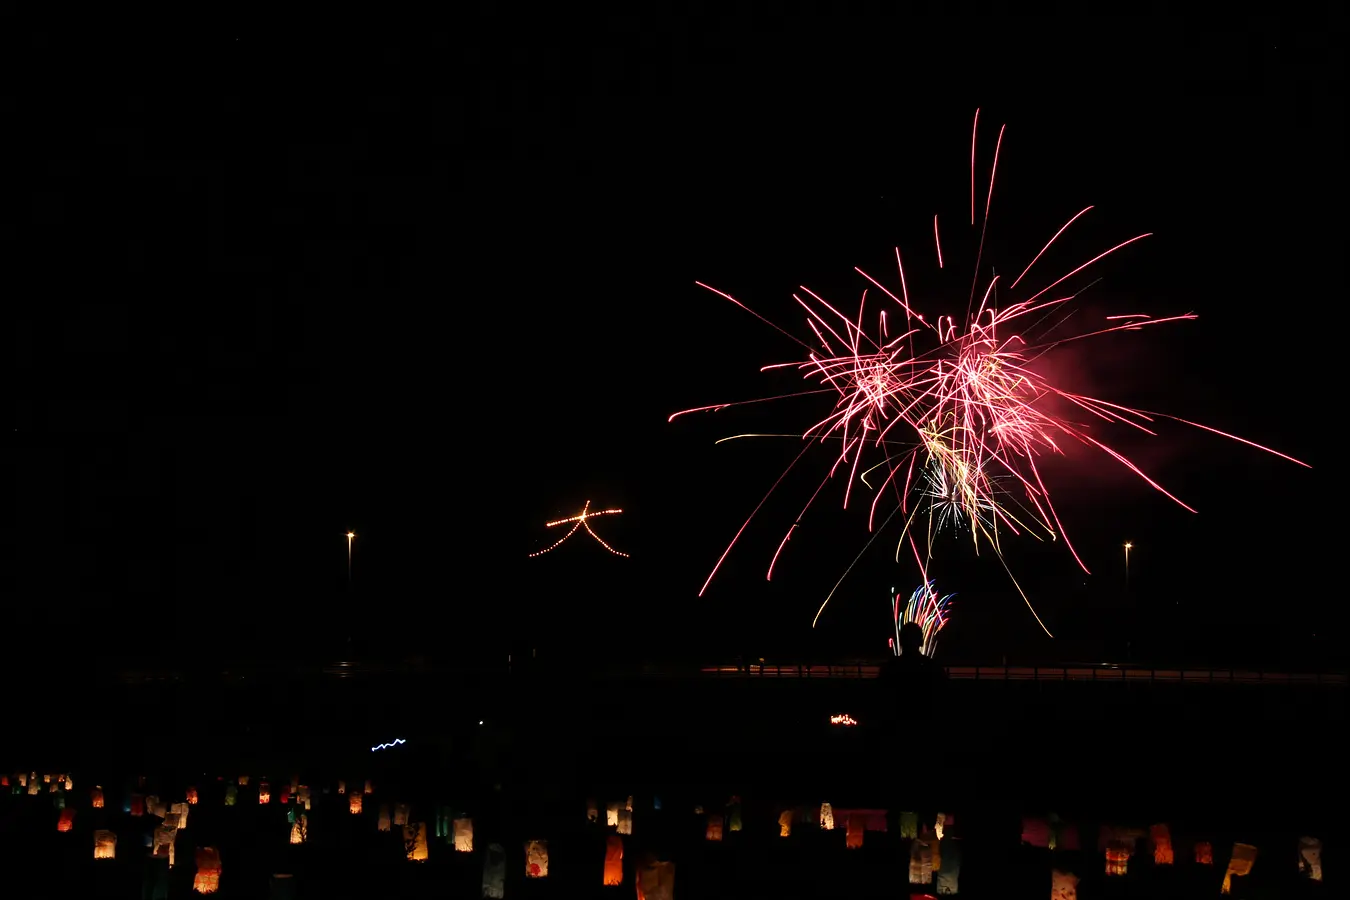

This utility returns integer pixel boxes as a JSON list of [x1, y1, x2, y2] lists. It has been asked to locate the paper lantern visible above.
[[299, 787, 311, 810], [186, 787, 198, 805], [93, 829, 116, 860], [1022, 816, 1051, 848], [91, 787, 105, 809], [278, 786, 290, 805], [482, 843, 506, 899], [626, 795, 634, 810], [936, 838, 960, 895], [603, 835, 624, 886], [1150, 824, 1173, 865], [193, 847, 222, 893], [337, 780, 346, 794], [727, 796, 743, 832], [404, 822, 429, 862], [435, 806, 451, 839], [1105, 841, 1131, 876], [1195, 841, 1214, 864], [454, 818, 474, 852], [607, 801, 621, 827], [154, 821, 179, 867], [363, 779, 373, 794], [224, 785, 237, 806], [130, 794, 145, 816], [900, 810, 919, 839], [587, 798, 599, 822], [778, 810, 793, 838], [820, 803, 834, 830], [65, 776, 74, 790], [147, 795, 167, 818], [706, 813, 723, 841], [58, 808, 76, 832], [1221, 842, 1257, 894], [909, 839, 934, 884], [289, 814, 308, 845], [617, 808, 633, 835], [377, 804, 392, 831], [525, 839, 548, 878], [846, 815, 864, 849], [1298, 836, 1322, 881], [635, 856, 675, 900], [43, 774, 52, 783], [258, 782, 271, 804], [54, 792, 66, 810], [349, 794, 362, 814], [0, 775, 7, 787], [171, 802, 189, 830], [238, 775, 249, 786], [27, 781, 39, 796], [393, 802, 410, 826], [270, 873, 296, 900], [1050, 868, 1078, 900]]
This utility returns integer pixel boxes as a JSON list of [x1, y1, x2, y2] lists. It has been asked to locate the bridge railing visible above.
[[694, 663, 1348, 685]]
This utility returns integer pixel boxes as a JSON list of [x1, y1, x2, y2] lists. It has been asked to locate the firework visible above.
[[528, 501, 629, 558], [891, 582, 953, 657], [672, 110, 1308, 632]]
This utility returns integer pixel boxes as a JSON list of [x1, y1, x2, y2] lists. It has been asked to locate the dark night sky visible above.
[[10, 16, 1343, 670]]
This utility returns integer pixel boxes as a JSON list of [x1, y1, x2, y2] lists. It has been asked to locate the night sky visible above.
[[11, 19, 1341, 671]]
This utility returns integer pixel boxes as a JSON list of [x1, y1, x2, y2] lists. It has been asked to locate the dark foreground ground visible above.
[[2, 663, 1343, 898]]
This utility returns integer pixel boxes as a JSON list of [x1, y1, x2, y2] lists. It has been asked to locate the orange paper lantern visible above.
[[705, 813, 723, 842], [603, 835, 624, 886], [186, 786, 198, 805], [93, 829, 116, 860], [57, 809, 76, 832], [525, 840, 548, 878], [91, 787, 104, 809], [404, 822, 429, 862], [1195, 841, 1214, 865], [349, 793, 363, 814], [193, 847, 222, 894], [1150, 824, 1173, 865], [846, 815, 864, 849], [258, 782, 271, 804], [1221, 842, 1257, 894]]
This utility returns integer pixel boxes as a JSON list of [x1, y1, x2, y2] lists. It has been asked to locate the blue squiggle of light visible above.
[[371, 738, 406, 752]]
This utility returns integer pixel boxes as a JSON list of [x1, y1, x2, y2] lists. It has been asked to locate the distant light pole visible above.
[[1124, 541, 1133, 586], [347, 532, 356, 584]]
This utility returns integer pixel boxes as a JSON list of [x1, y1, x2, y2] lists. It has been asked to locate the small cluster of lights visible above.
[[528, 500, 629, 558], [370, 738, 405, 752], [829, 714, 858, 726]]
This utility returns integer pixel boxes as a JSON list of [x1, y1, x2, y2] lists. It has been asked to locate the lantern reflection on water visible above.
[[603, 835, 624, 886]]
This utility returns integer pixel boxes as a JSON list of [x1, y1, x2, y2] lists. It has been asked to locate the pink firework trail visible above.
[[670, 110, 1310, 634]]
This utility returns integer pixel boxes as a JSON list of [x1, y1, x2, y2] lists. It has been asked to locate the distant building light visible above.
[[830, 714, 859, 726]]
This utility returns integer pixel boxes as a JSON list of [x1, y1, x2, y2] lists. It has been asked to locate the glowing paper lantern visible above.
[[154, 823, 178, 868], [193, 847, 222, 894], [27, 781, 39, 796], [58, 808, 76, 832], [65, 775, 74, 790], [778, 810, 793, 837], [1021, 816, 1051, 848], [635, 856, 676, 900], [91, 787, 105, 809], [482, 843, 506, 899], [728, 797, 743, 832], [935, 838, 960, 895], [706, 813, 723, 841], [348, 794, 362, 814], [278, 786, 290, 805], [130, 794, 146, 816], [626, 795, 634, 810], [617, 808, 633, 835], [393, 802, 410, 826], [186, 787, 198, 805], [1050, 868, 1078, 900], [377, 804, 391, 831], [363, 779, 373, 794], [147, 795, 166, 818], [299, 787, 311, 810], [435, 805, 451, 839], [603, 835, 624, 886], [900, 810, 919, 839], [404, 822, 428, 862], [171, 802, 189, 830], [1298, 836, 1322, 881], [587, 798, 598, 822], [1150, 824, 1173, 865], [238, 776, 249, 786], [1105, 842, 1131, 876], [846, 815, 864, 849], [909, 839, 934, 884], [607, 801, 621, 827], [224, 786, 237, 806], [258, 783, 271, 804], [525, 840, 548, 878], [93, 829, 116, 860], [1195, 841, 1214, 864], [337, 780, 345, 794], [1222, 842, 1257, 894], [820, 803, 835, 830], [289, 814, 308, 845], [453, 818, 474, 852]]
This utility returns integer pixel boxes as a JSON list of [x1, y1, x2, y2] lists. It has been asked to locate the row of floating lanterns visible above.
[[8, 771, 1325, 895]]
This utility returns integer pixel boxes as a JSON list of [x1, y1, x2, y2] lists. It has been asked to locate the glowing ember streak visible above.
[[673, 110, 1309, 632], [528, 501, 630, 558], [830, 714, 859, 726]]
